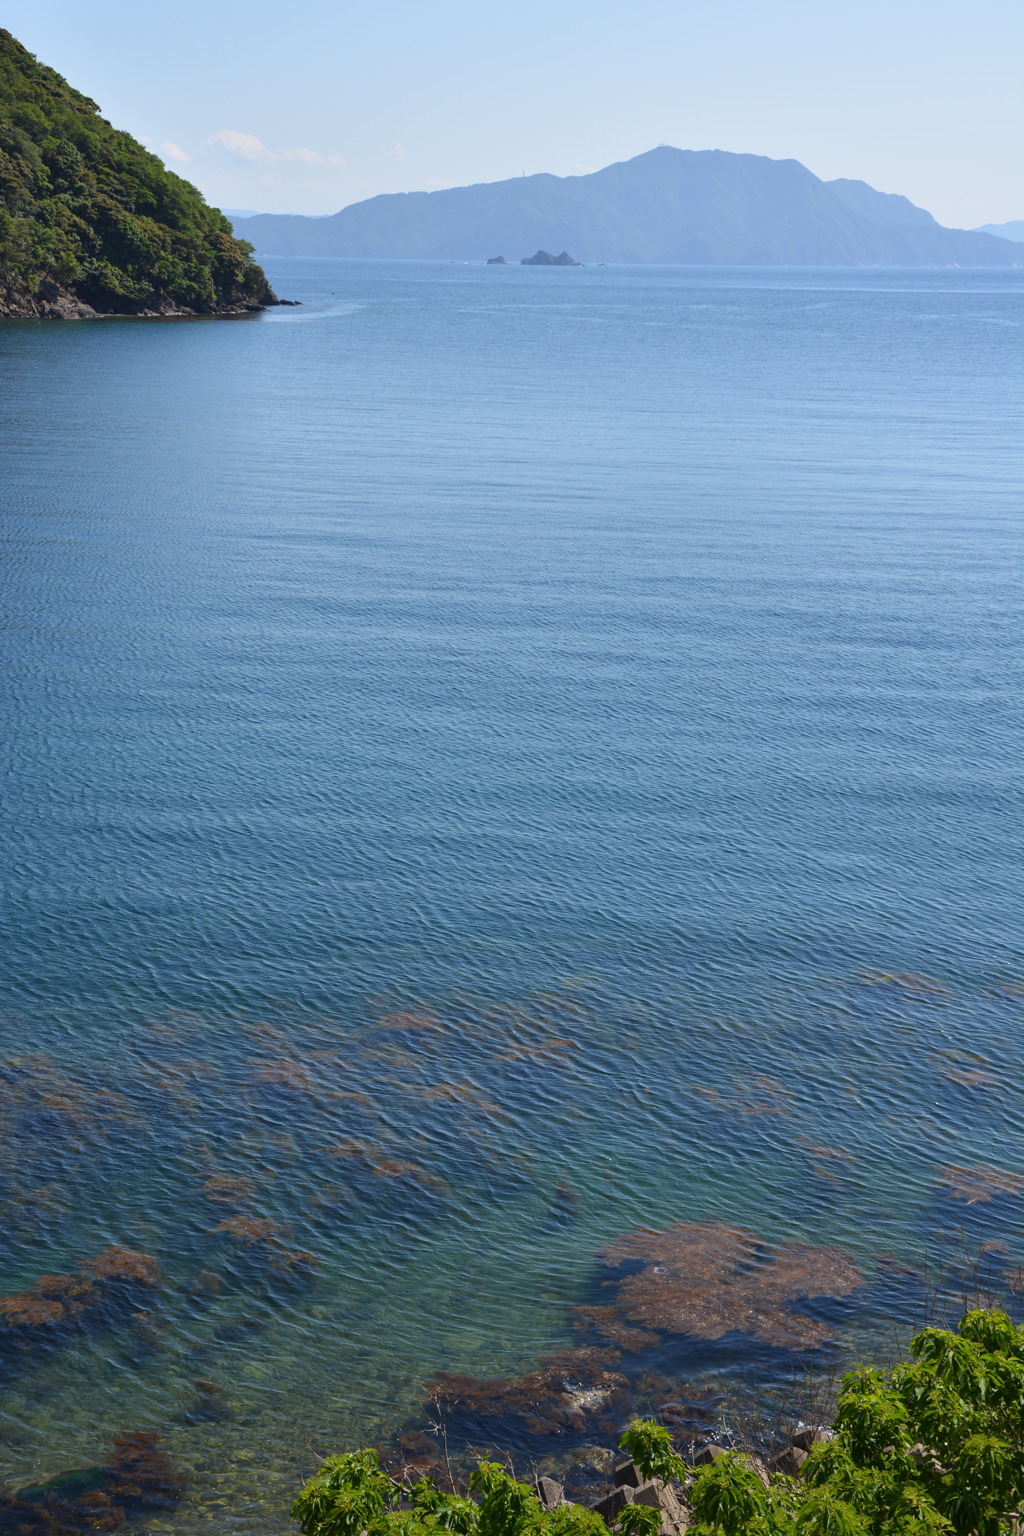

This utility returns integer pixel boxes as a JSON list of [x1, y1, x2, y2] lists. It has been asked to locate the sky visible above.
[[5, 0, 1022, 227]]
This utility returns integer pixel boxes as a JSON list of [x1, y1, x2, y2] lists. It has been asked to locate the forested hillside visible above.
[[0, 29, 275, 317]]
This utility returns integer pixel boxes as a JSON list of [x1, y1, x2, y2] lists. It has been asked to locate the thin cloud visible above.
[[275, 148, 348, 166], [382, 144, 410, 160], [207, 132, 348, 168], [207, 129, 277, 162], [161, 141, 190, 163]]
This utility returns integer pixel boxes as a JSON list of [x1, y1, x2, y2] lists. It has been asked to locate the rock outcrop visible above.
[[521, 249, 582, 265]]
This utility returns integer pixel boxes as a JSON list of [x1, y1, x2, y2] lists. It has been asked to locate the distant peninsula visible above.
[[231, 147, 1021, 268], [0, 30, 277, 318]]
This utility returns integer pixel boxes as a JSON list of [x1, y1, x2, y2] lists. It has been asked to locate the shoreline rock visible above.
[[0, 277, 296, 319]]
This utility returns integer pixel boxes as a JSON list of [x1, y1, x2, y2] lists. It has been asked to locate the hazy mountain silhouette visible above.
[[974, 220, 1024, 242], [230, 148, 1019, 266]]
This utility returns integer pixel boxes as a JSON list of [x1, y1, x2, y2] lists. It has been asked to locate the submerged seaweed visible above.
[[595, 1223, 862, 1350], [0, 1246, 161, 1355]]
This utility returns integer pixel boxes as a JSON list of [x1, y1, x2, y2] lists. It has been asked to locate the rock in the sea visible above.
[[520, 249, 582, 265], [535, 1476, 565, 1509], [691, 1444, 729, 1466], [486, 255, 507, 264], [594, 1475, 688, 1533], [593, 1486, 635, 1522], [790, 1426, 834, 1451], [768, 1445, 808, 1477]]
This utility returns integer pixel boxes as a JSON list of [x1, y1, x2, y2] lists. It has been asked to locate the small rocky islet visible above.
[[486, 251, 583, 265]]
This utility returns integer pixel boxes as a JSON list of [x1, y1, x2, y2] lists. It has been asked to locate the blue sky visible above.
[[6, 0, 1022, 225]]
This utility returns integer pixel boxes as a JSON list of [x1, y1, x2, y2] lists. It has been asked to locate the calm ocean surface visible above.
[[1, 261, 1022, 1528]]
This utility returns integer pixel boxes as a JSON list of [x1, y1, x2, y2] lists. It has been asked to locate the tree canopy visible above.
[[0, 28, 274, 315]]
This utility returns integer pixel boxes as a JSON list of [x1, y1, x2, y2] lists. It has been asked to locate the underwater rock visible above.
[[215, 1216, 282, 1243], [185, 1376, 232, 1421], [377, 1012, 443, 1033], [596, 1222, 861, 1350], [859, 970, 948, 995], [551, 1179, 581, 1222], [201, 1174, 256, 1207], [106, 1431, 185, 1509], [0, 1431, 182, 1535], [188, 1268, 223, 1300], [423, 1346, 630, 1456], [535, 1476, 565, 1509], [379, 1428, 448, 1486]]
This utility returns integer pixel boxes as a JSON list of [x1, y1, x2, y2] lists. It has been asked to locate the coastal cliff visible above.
[[0, 29, 277, 318]]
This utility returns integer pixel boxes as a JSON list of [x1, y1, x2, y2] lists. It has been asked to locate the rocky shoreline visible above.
[[0, 277, 300, 320], [530, 1427, 832, 1535]]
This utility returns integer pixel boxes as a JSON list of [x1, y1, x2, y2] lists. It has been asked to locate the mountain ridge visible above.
[[974, 220, 1024, 242], [231, 147, 1020, 267]]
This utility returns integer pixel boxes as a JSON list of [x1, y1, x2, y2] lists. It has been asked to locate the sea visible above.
[[0, 260, 1021, 1531]]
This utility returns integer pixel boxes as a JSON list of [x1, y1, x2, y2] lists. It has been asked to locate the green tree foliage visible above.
[[292, 1453, 642, 1536], [618, 1422, 687, 1487], [291, 1311, 1024, 1536], [0, 28, 274, 312], [688, 1309, 1024, 1536]]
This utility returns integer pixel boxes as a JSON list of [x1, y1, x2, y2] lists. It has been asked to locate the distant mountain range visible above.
[[974, 221, 1024, 242], [228, 148, 1020, 267]]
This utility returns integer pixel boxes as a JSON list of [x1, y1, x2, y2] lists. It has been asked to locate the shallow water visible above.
[[0, 261, 1022, 1529]]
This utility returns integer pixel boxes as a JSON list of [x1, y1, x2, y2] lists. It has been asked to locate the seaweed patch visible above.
[[593, 1222, 861, 1350]]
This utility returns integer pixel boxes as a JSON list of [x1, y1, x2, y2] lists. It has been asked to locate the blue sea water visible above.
[[0, 261, 1022, 1528]]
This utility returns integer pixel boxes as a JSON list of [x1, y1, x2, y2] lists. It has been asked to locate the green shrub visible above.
[[291, 1311, 1024, 1536], [688, 1308, 1024, 1536]]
